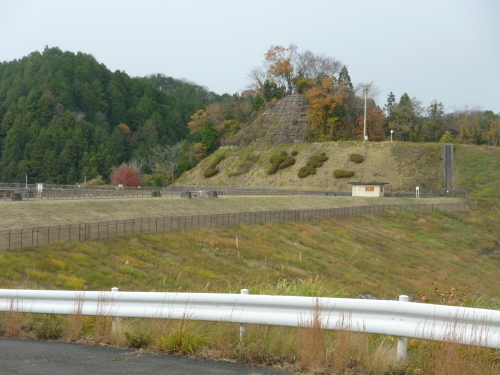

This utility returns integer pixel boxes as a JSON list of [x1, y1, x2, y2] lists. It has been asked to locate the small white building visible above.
[[347, 182, 389, 197]]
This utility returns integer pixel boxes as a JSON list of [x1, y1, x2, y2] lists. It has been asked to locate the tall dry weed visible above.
[[414, 315, 499, 375], [367, 337, 395, 374], [94, 293, 112, 344], [327, 312, 369, 374], [67, 292, 85, 342], [297, 300, 325, 371], [6, 298, 24, 338]]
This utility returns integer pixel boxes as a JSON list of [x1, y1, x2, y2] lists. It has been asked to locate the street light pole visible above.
[[363, 84, 370, 142], [390, 130, 394, 142]]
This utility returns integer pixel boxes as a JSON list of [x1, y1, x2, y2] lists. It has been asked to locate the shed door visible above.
[[355, 186, 360, 196]]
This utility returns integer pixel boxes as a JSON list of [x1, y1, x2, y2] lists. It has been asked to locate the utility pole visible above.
[[363, 84, 370, 142]]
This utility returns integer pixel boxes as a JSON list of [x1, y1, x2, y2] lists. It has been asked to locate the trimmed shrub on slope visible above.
[[267, 151, 296, 175], [333, 169, 355, 178], [298, 152, 329, 178], [203, 153, 226, 178], [228, 154, 259, 177], [350, 153, 365, 163]]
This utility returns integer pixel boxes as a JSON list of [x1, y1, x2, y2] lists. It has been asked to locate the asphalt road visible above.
[[0, 338, 291, 375]]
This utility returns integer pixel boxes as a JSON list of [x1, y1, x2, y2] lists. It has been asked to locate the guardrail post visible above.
[[240, 289, 249, 341], [397, 295, 409, 361], [111, 287, 120, 334]]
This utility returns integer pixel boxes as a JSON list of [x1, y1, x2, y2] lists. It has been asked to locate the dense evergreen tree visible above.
[[0, 47, 213, 184]]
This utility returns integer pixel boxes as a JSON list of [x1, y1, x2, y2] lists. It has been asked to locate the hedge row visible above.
[[228, 155, 259, 177], [203, 153, 226, 178], [267, 151, 296, 175], [298, 152, 329, 178], [333, 169, 355, 178]]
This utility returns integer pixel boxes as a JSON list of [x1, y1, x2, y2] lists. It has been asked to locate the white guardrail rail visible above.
[[1, 289, 499, 359]]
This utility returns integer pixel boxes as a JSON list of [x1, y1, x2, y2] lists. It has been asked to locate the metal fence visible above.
[[0, 188, 177, 201], [0, 187, 350, 201], [0, 186, 467, 201], [0, 201, 470, 251]]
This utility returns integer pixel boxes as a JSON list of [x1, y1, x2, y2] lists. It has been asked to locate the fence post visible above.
[[397, 295, 409, 361], [240, 288, 249, 341], [111, 287, 120, 334]]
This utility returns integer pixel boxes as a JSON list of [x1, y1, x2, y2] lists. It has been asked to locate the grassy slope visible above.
[[174, 142, 445, 193], [454, 144, 500, 198], [0, 199, 498, 303], [175, 142, 500, 198]]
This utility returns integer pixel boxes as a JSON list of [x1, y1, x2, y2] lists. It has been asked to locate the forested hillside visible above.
[[2, 45, 498, 186], [0, 47, 215, 184]]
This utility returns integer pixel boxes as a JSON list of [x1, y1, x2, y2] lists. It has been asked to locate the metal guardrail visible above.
[[0, 289, 498, 358], [0, 202, 471, 251]]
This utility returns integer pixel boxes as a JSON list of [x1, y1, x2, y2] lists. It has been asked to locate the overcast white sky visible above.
[[1, 0, 499, 113]]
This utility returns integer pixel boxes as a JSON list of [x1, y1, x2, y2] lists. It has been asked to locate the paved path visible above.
[[442, 144, 454, 193], [0, 338, 291, 375]]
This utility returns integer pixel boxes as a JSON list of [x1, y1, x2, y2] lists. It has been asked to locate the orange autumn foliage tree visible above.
[[188, 104, 224, 135], [187, 110, 209, 134], [305, 77, 346, 141], [264, 44, 298, 96], [192, 142, 206, 162], [355, 104, 387, 141], [118, 123, 131, 134], [206, 103, 224, 124]]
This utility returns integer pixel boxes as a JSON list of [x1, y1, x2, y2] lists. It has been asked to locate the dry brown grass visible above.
[[329, 313, 354, 373], [93, 293, 112, 344], [0, 195, 463, 230], [297, 301, 326, 371], [67, 292, 85, 342], [411, 316, 500, 375], [6, 298, 25, 338], [368, 338, 395, 374], [1, 295, 499, 374], [410, 339, 500, 375]]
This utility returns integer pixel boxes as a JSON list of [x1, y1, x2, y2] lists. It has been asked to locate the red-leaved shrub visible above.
[[111, 164, 142, 187]]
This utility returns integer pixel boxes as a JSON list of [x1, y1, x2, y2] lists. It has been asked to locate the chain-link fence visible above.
[[0, 201, 470, 251], [0, 187, 351, 201], [0, 186, 460, 201], [0, 188, 179, 201]]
